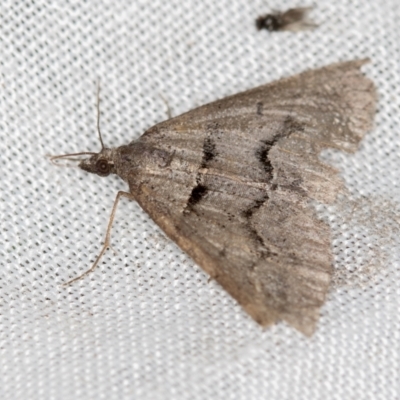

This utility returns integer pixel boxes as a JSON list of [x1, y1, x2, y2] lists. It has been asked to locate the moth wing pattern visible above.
[[129, 60, 376, 335]]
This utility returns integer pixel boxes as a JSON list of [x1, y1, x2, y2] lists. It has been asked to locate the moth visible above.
[[256, 7, 317, 32], [53, 60, 376, 335]]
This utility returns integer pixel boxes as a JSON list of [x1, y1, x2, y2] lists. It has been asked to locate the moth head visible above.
[[50, 81, 119, 177], [50, 148, 117, 177], [78, 149, 116, 177]]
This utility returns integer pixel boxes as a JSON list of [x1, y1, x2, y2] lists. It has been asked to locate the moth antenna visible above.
[[50, 80, 105, 165], [96, 78, 105, 150], [49, 152, 98, 166]]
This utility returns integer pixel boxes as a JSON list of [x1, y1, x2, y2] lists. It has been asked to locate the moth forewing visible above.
[[56, 60, 376, 335]]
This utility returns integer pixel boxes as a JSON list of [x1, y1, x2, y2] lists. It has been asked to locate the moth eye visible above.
[[96, 159, 111, 176]]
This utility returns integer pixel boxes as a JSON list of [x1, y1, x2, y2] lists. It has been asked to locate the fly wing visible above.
[[280, 7, 317, 32], [130, 60, 376, 335]]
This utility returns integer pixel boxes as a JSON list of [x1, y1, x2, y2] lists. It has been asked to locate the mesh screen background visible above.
[[1, 1, 399, 399]]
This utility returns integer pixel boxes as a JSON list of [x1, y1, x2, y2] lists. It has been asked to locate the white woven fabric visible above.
[[1, 0, 399, 399]]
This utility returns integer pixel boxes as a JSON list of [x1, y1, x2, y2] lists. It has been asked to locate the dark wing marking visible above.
[[130, 60, 376, 335]]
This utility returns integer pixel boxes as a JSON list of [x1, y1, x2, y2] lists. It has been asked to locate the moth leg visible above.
[[159, 94, 172, 119], [62, 191, 134, 286]]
